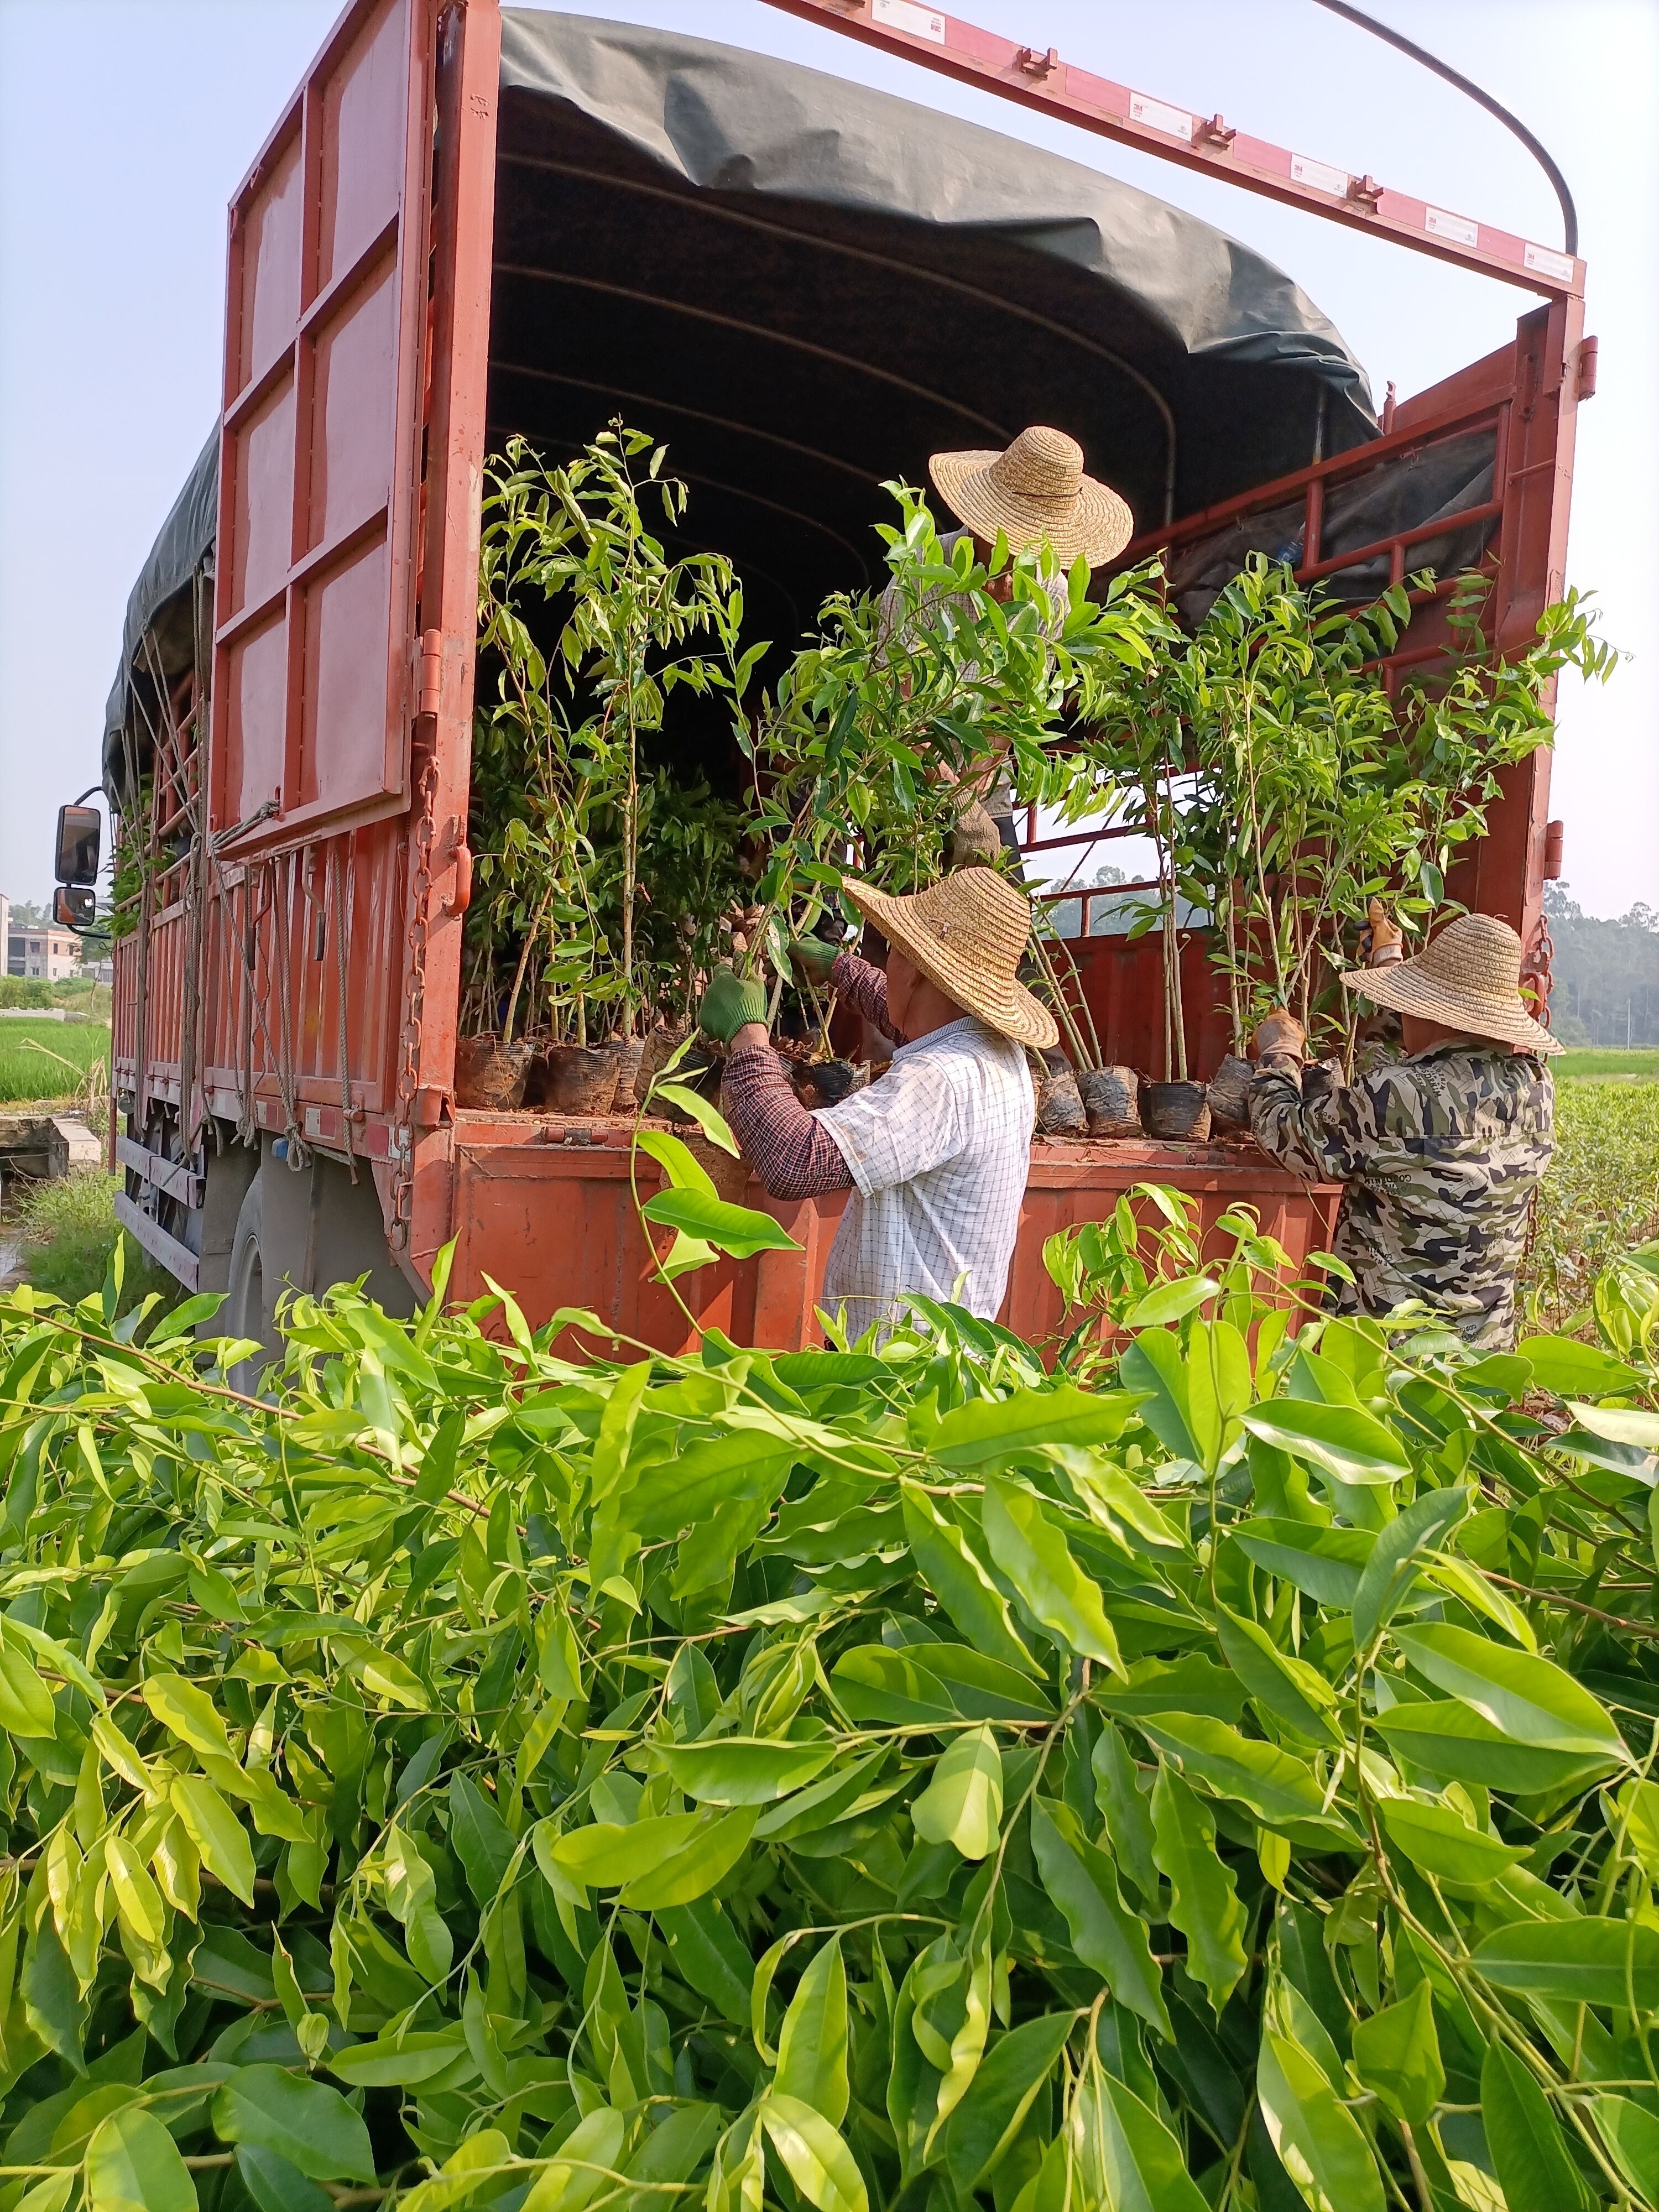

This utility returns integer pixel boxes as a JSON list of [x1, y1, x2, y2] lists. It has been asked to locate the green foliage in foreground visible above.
[[2, 1222, 1659, 2210]]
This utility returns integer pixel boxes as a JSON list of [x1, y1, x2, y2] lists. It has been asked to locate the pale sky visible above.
[[2, 0, 1655, 915]]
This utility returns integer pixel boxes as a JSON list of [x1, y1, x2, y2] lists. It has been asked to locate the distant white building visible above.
[[6, 916, 83, 980]]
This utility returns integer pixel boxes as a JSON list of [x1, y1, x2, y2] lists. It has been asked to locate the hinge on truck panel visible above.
[[417, 629, 443, 720]]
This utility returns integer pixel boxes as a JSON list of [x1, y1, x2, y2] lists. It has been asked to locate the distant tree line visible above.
[[1544, 881, 1659, 1046]]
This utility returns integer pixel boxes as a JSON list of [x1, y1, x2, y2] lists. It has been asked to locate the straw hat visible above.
[[929, 426, 1133, 569], [1340, 911, 1561, 1055], [842, 867, 1060, 1051]]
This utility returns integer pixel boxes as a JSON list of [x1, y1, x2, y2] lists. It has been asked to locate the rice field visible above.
[[1521, 1074, 1659, 1332], [0, 1018, 111, 1104], [1551, 1047, 1659, 1082]]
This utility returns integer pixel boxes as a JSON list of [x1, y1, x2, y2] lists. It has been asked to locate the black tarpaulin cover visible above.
[[102, 429, 217, 805], [106, 9, 1379, 796], [489, 9, 1375, 633]]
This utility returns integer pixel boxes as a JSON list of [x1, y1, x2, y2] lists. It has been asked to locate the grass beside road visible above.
[[5, 1171, 175, 1311], [0, 1018, 111, 1103]]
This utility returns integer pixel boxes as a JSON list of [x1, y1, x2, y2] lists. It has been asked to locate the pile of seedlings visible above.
[[1055, 556, 1618, 1136], [4, 1162, 1659, 2208], [465, 429, 1170, 1121], [465, 426, 1618, 1149]]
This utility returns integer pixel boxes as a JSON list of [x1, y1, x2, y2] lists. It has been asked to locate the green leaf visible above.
[[448, 1772, 518, 1904], [170, 1776, 255, 1906], [1470, 1917, 1659, 2010], [628, 1433, 796, 1541], [1119, 1329, 1201, 1462], [657, 1901, 755, 2026], [1257, 2021, 1385, 2212], [1091, 1721, 1161, 1908], [623, 2102, 723, 2201], [85, 2105, 197, 2212], [912, 1726, 1003, 1860], [589, 1359, 650, 1506], [0, 1641, 56, 1735], [521, 2107, 628, 2212], [1377, 1797, 1527, 1886], [1350, 1485, 1469, 1647], [1151, 1766, 1246, 2017], [552, 1813, 711, 1887], [1390, 1623, 1627, 1757], [1214, 1608, 1342, 1745], [899, 1483, 1040, 1676], [328, 2030, 467, 2087], [141, 1673, 233, 1760], [1569, 1400, 1659, 1451], [641, 1188, 799, 1257], [1240, 1400, 1410, 1486], [753, 1750, 890, 1840], [981, 1475, 1123, 1671], [399, 2129, 513, 2211], [938, 2013, 1072, 2194], [775, 1936, 849, 2126], [1029, 1798, 1170, 2037], [656, 1737, 838, 1804], [1594, 2095, 1659, 2206], [619, 1807, 756, 1908], [830, 1645, 954, 1728], [1481, 2041, 1590, 2212], [1136, 1714, 1335, 1832], [655, 1083, 742, 1156], [234, 2148, 334, 2212], [1229, 1519, 1374, 1608], [1375, 1700, 1616, 1795], [1350, 1982, 1442, 2126], [1123, 1276, 1221, 1329], [1076, 2065, 1210, 2212], [1517, 1334, 1644, 1397], [759, 2091, 868, 2212], [930, 1384, 1142, 1467], [210, 2065, 377, 2183]]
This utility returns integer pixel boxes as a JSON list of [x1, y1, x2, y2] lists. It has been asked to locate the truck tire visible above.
[[225, 1139, 415, 1390], [225, 1177, 269, 1394]]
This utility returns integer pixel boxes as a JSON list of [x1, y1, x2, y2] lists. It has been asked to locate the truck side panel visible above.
[[210, 0, 436, 857]]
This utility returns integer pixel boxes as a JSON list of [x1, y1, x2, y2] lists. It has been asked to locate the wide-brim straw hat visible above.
[[929, 425, 1134, 569], [1340, 910, 1562, 1055], [843, 867, 1060, 1051]]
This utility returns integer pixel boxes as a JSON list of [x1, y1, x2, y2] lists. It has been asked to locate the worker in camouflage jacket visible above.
[[1249, 911, 1558, 1350]]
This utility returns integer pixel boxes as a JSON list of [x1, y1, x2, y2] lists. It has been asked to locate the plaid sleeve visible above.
[[720, 1045, 855, 1201], [831, 952, 904, 1044], [1249, 1057, 1371, 1182]]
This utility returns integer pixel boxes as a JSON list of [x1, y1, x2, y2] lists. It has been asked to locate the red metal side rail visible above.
[[444, 1118, 1340, 1352], [761, 0, 1583, 299]]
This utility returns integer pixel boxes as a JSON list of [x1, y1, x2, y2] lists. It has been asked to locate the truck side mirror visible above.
[[54, 886, 97, 929], [55, 804, 102, 886]]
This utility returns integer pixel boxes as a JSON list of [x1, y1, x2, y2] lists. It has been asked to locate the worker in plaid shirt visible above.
[[697, 869, 1057, 1342]]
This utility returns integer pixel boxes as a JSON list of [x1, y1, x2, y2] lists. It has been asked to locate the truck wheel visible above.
[[225, 1176, 270, 1394], [224, 1139, 414, 1392]]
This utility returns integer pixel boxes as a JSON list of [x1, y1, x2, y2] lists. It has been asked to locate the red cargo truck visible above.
[[87, 0, 1589, 1357]]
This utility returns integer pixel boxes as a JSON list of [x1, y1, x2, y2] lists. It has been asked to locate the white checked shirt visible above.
[[816, 1016, 1035, 1339]]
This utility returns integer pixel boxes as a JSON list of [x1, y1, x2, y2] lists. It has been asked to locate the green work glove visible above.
[[698, 968, 769, 1047], [787, 935, 840, 987]]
